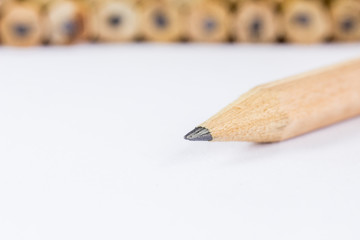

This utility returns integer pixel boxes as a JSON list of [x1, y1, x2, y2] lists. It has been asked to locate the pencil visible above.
[[186, 0, 230, 43], [90, 0, 140, 42], [233, 0, 279, 43], [44, 0, 87, 45], [330, 0, 360, 42], [283, 0, 331, 44], [185, 59, 360, 143], [0, 1, 43, 46], [140, 0, 183, 42]]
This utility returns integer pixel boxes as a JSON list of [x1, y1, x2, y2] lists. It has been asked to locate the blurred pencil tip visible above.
[[184, 127, 213, 141]]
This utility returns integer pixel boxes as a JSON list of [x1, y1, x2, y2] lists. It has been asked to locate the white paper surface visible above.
[[0, 43, 359, 240]]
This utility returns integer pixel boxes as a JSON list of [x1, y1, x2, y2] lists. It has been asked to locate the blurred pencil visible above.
[[233, 0, 279, 43], [186, 0, 230, 42], [90, 0, 140, 42], [0, 0, 43, 46], [185, 58, 360, 142], [330, 0, 360, 42], [44, 0, 87, 45], [283, 0, 331, 44], [139, 0, 183, 42]]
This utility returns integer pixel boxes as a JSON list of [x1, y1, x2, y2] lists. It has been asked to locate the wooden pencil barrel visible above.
[[194, 59, 360, 142], [44, 0, 87, 45], [283, 0, 331, 44], [330, 0, 360, 42], [0, 1, 43, 46], [140, 0, 183, 42], [91, 0, 140, 42], [233, 0, 279, 43], [186, 0, 230, 42]]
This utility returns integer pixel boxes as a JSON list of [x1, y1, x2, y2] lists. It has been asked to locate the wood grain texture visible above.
[[200, 59, 360, 142]]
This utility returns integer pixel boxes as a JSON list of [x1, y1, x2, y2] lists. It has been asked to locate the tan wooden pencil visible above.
[[233, 0, 279, 43], [185, 59, 360, 143], [44, 0, 88, 45], [139, 0, 183, 42], [186, 0, 230, 43], [330, 0, 360, 42], [0, 1, 43, 46], [283, 0, 331, 44], [90, 0, 140, 42]]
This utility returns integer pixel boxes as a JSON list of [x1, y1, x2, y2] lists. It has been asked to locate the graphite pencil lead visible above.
[[184, 127, 213, 141]]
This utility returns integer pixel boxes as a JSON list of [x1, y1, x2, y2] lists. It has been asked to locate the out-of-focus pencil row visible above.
[[1, 0, 360, 46]]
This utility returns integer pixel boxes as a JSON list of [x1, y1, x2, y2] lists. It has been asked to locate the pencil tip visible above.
[[184, 127, 213, 141]]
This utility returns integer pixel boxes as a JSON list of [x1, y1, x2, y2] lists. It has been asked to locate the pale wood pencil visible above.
[[90, 0, 140, 42], [139, 0, 183, 42], [185, 59, 360, 143], [0, 1, 43, 46], [330, 0, 360, 42], [283, 0, 331, 44], [186, 0, 230, 43], [233, 0, 279, 43], [44, 0, 87, 45]]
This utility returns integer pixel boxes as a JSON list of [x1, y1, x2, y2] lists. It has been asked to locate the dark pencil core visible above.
[[153, 11, 168, 29], [341, 18, 355, 33], [13, 24, 31, 37], [184, 127, 213, 141], [249, 17, 263, 39], [108, 15, 123, 28], [293, 12, 311, 27], [63, 20, 78, 36], [203, 17, 217, 33]]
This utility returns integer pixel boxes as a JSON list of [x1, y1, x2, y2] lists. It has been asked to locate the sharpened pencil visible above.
[[185, 59, 360, 143]]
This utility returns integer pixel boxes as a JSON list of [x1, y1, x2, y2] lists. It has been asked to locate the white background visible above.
[[0, 43, 359, 240]]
